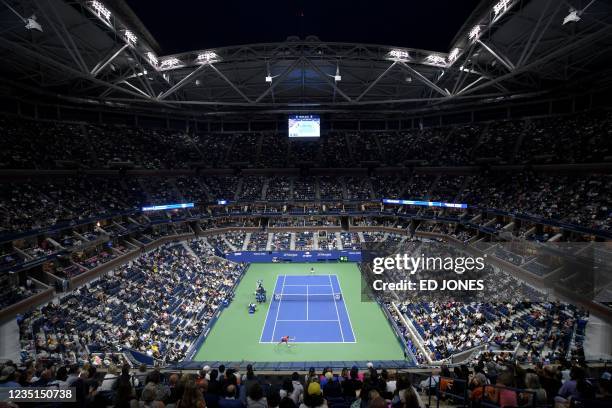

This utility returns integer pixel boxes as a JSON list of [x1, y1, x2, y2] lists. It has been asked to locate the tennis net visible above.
[[273, 293, 342, 301]]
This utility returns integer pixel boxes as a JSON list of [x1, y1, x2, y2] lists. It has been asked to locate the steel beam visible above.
[[477, 40, 515, 71], [91, 44, 129, 76], [255, 58, 303, 103], [158, 63, 210, 100], [356, 61, 397, 102], [397, 61, 449, 96], [304, 58, 353, 103], [208, 63, 253, 103]]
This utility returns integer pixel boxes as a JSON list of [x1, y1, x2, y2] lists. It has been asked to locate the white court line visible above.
[[277, 319, 339, 322], [259, 340, 357, 344], [259, 274, 279, 342], [328, 274, 345, 342], [333, 274, 357, 342], [306, 284, 309, 320], [282, 284, 332, 287], [270, 274, 286, 342]]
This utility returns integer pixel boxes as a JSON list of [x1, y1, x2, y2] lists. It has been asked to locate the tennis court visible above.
[[260, 274, 356, 343], [194, 263, 407, 363]]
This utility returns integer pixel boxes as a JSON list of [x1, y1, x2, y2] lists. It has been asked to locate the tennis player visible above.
[[310, 266, 315, 275], [278, 335, 295, 347]]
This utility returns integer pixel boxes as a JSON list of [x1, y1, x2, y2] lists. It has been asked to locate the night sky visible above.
[[124, 0, 480, 54]]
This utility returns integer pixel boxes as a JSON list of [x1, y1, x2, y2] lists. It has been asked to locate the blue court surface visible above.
[[260, 274, 356, 343]]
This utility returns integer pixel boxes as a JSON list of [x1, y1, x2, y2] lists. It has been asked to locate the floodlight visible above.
[[124, 30, 137, 46], [447, 48, 460, 63], [333, 66, 341, 82], [563, 9, 581, 25], [146, 52, 158, 67], [25, 15, 42, 32], [468, 25, 481, 42], [493, 0, 511, 20], [389, 49, 410, 60], [160, 58, 181, 70], [426, 54, 446, 65], [90, 0, 111, 22], [197, 51, 218, 63], [265, 75, 273, 83]]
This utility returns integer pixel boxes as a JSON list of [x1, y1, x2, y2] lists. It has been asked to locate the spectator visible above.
[[322, 372, 342, 398], [342, 367, 362, 398], [521, 372, 547, 407], [556, 366, 595, 404], [391, 375, 421, 408], [220, 384, 244, 408], [0, 365, 20, 388], [247, 382, 268, 408], [98, 364, 119, 392], [114, 376, 137, 408], [497, 371, 518, 408], [178, 379, 206, 408], [290, 372, 304, 403], [300, 382, 327, 408]]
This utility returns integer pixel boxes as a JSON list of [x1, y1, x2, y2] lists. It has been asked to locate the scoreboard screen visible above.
[[288, 114, 320, 139]]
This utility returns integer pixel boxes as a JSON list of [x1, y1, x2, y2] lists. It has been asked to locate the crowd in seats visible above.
[[460, 172, 612, 231], [319, 132, 351, 167], [348, 132, 382, 162], [86, 124, 199, 169], [175, 176, 210, 203], [0, 280, 41, 309], [318, 233, 340, 250], [293, 178, 316, 201], [259, 133, 289, 167], [271, 232, 291, 251], [205, 176, 241, 201], [397, 300, 587, 363], [319, 177, 344, 200], [1, 111, 611, 170], [208, 232, 247, 253], [295, 232, 314, 250], [362, 232, 387, 243], [370, 176, 405, 198], [2, 171, 609, 236], [231, 134, 262, 163], [339, 232, 360, 250], [2, 353, 610, 407], [515, 112, 612, 164], [267, 177, 292, 200], [19, 241, 244, 364], [0, 116, 91, 169], [241, 177, 266, 201], [473, 121, 524, 163], [289, 140, 318, 162], [345, 177, 373, 201], [194, 133, 232, 166], [429, 176, 468, 202], [247, 233, 269, 251], [403, 174, 436, 201]]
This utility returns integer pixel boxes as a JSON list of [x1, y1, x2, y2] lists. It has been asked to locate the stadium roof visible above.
[[1, 0, 611, 115]]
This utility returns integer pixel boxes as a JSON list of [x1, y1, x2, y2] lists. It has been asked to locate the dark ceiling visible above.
[[124, 0, 481, 54]]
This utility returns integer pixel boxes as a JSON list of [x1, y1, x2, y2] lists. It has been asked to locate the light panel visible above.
[[124, 30, 137, 46], [388, 49, 410, 60], [146, 52, 158, 67], [90, 1, 111, 22], [197, 51, 218, 62], [160, 58, 182, 70]]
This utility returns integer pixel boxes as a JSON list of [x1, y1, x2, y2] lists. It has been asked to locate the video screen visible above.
[[288, 114, 320, 138]]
